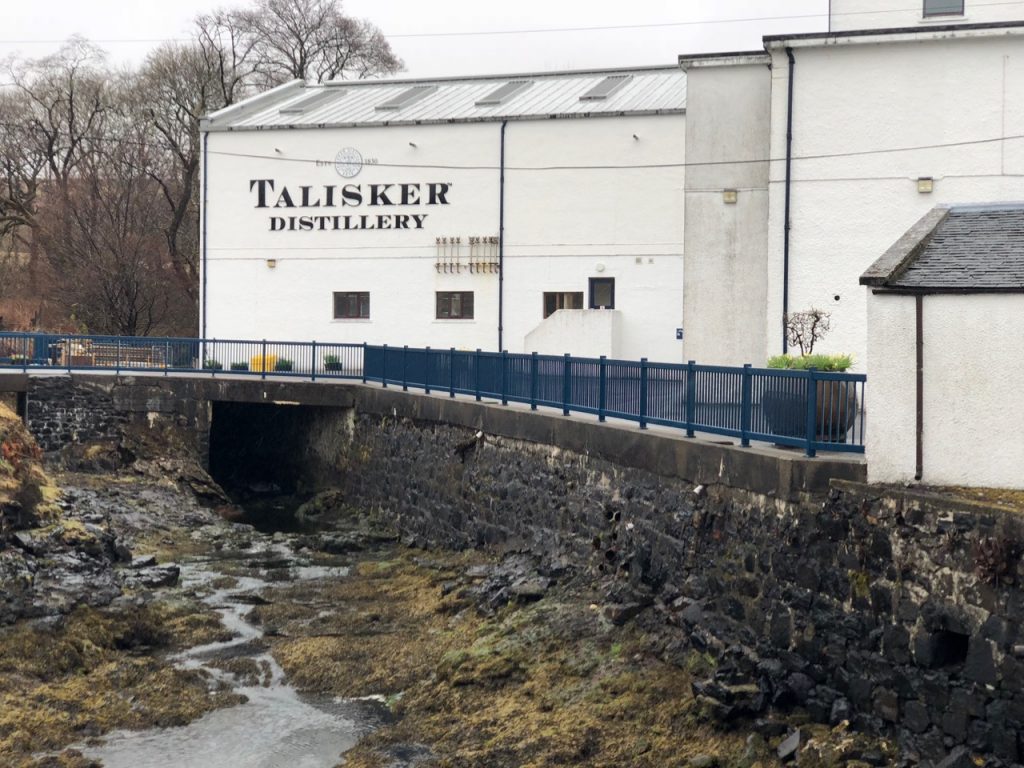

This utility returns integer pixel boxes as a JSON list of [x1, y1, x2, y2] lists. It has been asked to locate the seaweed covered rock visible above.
[[0, 402, 58, 533]]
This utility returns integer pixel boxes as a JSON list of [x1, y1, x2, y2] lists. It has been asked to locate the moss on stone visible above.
[[0, 602, 243, 763]]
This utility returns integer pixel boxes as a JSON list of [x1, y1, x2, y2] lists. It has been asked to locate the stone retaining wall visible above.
[[25, 377, 128, 452], [336, 412, 1024, 765]]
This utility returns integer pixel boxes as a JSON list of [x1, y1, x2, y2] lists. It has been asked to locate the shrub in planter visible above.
[[323, 354, 343, 372], [761, 308, 857, 443], [763, 353, 857, 442], [274, 358, 294, 372], [203, 359, 223, 370], [230, 362, 249, 371]]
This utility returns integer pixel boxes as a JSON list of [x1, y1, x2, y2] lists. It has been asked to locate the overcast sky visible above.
[[1, 0, 829, 78]]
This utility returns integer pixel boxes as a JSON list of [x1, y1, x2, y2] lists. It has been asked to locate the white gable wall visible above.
[[829, 0, 1024, 32], [765, 33, 1024, 369]]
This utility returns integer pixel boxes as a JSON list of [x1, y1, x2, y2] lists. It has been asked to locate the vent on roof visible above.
[[579, 74, 633, 102], [279, 90, 338, 115], [376, 85, 437, 111], [475, 80, 533, 107]]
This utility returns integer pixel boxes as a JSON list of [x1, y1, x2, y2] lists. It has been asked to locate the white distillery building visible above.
[[683, 0, 1024, 369], [199, 67, 686, 362], [201, 0, 1024, 372]]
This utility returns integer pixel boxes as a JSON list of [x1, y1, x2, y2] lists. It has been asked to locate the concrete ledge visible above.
[[353, 386, 865, 501]]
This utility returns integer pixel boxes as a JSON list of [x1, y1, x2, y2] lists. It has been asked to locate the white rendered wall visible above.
[[830, 0, 1024, 32], [766, 34, 1024, 370], [524, 310, 622, 358], [864, 292, 917, 482], [682, 61, 771, 367], [501, 117, 685, 362], [202, 114, 684, 362], [867, 292, 1024, 488]]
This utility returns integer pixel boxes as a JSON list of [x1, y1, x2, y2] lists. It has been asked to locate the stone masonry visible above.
[[334, 412, 1024, 766]]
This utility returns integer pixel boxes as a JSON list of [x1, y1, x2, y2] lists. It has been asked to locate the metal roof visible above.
[[861, 203, 1024, 292], [201, 65, 686, 131]]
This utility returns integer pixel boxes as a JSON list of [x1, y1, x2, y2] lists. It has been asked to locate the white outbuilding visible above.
[[199, 66, 686, 362]]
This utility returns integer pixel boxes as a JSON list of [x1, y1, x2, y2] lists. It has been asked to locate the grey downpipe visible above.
[[201, 132, 209, 339], [498, 120, 507, 351], [782, 47, 796, 354]]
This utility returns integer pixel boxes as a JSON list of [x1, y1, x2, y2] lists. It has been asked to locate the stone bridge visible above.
[[0, 370, 863, 501]]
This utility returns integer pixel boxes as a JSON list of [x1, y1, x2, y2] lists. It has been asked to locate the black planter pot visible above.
[[762, 379, 858, 443]]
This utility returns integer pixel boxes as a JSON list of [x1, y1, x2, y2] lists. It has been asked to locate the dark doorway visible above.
[[589, 277, 615, 309]]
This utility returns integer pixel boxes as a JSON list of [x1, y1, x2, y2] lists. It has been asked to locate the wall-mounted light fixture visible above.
[[595, 263, 606, 273], [266, 259, 277, 269], [722, 189, 738, 204], [917, 177, 934, 194]]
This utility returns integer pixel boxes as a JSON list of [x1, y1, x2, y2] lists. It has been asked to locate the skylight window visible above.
[[475, 80, 533, 107], [579, 75, 633, 102], [376, 85, 437, 111], [279, 90, 338, 115]]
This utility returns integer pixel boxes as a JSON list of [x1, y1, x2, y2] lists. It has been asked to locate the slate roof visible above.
[[201, 65, 686, 132], [860, 203, 1024, 292]]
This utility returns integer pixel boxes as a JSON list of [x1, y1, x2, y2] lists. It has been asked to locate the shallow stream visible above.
[[77, 541, 381, 768]]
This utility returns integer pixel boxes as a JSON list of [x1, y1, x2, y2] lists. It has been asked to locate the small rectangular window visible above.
[[923, 0, 964, 16], [543, 291, 584, 318], [436, 291, 474, 319], [475, 80, 533, 107], [376, 85, 437, 111], [589, 278, 615, 310], [580, 75, 633, 102], [333, 291, 370, 319]]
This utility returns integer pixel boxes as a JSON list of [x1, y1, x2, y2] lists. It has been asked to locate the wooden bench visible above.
[[62, 341, 166, 368]]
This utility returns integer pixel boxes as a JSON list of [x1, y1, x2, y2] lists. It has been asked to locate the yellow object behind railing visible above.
[[250, 354, 278, 372]]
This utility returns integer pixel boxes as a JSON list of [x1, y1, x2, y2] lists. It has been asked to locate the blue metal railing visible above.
[[359, 344, 865, 456], [0, 333, 866, 456]]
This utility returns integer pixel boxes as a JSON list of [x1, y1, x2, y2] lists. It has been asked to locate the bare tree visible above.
[[0, 91, 47, 242], [36, 114, 189, 336], [0, 0, 401, 335], [233, 0, 402, 86], [785, 308, 832, 356]]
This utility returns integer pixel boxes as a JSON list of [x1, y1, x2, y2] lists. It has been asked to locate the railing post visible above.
[[261, 339, 267, 380], [685, 360, 696, 438], [449, 348, 456, 398], [402, 345, 408, 392], [474, 349, 482, 402], [382, 344, 388, 388], [562, 353, 571, 416], [116, 338, 122, 376], [424, 347, 431, 394], [530, 352, 538, 411], [164, 340, 169, 376], [740, 363, 752, 447], [639, 358, 648, 429], [598, 356, 607, 423], [805, 367, 818, 458], [311, 340, 317, 382], [67, 337, 72, 374], [500, 350, 508, 406], [361, 342, 368, 384]]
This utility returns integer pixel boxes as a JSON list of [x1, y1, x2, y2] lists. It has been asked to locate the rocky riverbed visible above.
[[0, 402, 900, 767]]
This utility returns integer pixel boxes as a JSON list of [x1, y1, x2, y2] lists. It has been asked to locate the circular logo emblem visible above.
[[334, 147, 363, 179]]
